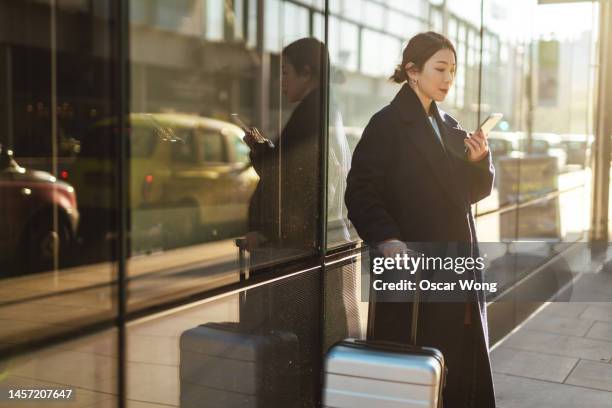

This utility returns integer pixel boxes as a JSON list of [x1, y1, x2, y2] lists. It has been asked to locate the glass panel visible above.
[[326, 2, 428, 249], [328, 17, 359, 72], [0, 329, 119, 407], [0, 0, 118, 348], [362, 1, 385, 30], [127, 269, 322, 406], [128, 0, 325, 308], [341, 0, 363, 22], [283, 2, 309, 43], [477, 0, 598, 244], [205, 0, 224, 40]]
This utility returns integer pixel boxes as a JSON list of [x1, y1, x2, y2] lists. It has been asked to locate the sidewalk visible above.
[[491, 264, 612, 407]]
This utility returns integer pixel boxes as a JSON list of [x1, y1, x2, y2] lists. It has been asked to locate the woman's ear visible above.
[[404, 62, 419, 82]]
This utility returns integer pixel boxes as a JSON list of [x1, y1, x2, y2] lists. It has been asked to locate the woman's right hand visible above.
[[243, 127, 260, 150]]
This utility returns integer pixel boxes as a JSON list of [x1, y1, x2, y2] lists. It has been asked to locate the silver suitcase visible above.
[[323, 264, 446, 408]]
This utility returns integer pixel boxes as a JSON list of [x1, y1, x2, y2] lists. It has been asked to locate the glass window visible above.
[[127, 0, 326, 305], [342, 0, 363, 22], [0, 0, 118, 348], [283, 2, 310, 43], [205, 0, 224, 40], [363, 1, 385, 30], [171, 130, 197, 163], [329, 17, 359, 71], [313, 12, 325, 42], [247, 0, 257, 48], [196, 130, 226, 162], [130, 0, 149, 24], [388, 0, 427, 19], [0, 329, 118, 406], [155, 0, 199, 35], [127, 269, 324, 407], [361, 31, 400, 77], [388, 12, 408, 38], [265, 0, 282, 52], [229, 132, 250, 164], [233, 0, 245, 41], [132, 126, 159, 158]]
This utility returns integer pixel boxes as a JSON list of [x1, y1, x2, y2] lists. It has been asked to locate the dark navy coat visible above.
[[345, 83, 496, 407]]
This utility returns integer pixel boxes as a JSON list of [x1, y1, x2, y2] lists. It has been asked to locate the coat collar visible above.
[[390, 84, 468, 210]]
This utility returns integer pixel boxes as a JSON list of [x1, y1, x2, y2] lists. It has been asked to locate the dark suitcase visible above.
[[323, 253, 447, 407], [179, 239, 301, 408]]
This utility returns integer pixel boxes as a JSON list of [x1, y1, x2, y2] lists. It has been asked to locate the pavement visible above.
[[491, 260, 612, 407]]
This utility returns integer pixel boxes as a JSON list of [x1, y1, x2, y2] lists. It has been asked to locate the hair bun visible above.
[[391, 64, 407, 83]]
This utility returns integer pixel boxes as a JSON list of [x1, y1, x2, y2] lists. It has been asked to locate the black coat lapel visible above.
[[390, 84, 467, 210]]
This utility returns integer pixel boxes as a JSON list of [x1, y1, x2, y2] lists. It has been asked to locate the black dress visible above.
[[345, 83, 497, 407]]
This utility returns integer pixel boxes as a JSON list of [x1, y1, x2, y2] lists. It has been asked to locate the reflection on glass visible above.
[[125, 269, 323, 407], [0, 1, 117, 348], [245, 38, 325, 266], [0, 329, 118, 407], [127, 0, 329, 306]]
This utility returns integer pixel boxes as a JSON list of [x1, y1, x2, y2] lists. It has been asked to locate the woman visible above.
[[245, 37, 352, 256], [244, 37, 324, 256], [242, 37, 352, 405], [345, 32, 496, 407]]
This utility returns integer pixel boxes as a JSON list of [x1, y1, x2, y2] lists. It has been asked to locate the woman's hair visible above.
[[390, 31, 457, 83], [282, 37, 329, 81]]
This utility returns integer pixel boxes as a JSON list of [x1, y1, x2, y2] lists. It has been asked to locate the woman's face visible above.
[[282, 61, 313, 103], [407, 48, 456, 103]]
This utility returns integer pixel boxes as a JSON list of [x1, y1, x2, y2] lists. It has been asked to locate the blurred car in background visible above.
[[525, 133, 567, 170], [71, 113, 258, 252], [560, 134, 593, 167], [489, 131, 567, 172], [0, 145, 79, 274]]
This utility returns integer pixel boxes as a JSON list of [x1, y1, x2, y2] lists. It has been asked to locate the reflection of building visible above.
[[533, 31, 596, 134]]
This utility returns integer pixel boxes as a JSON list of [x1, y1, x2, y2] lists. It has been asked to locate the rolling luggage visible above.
[[179, 239, 301, 408], [180, 322, 299, 407], [323, 260, 446, 408]]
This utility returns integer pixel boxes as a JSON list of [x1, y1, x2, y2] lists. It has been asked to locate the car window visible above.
[[195, 130, 226, 163], [229, 133, 250, 164], [171, 129, 197, 164], [131, 126, 158, 158]]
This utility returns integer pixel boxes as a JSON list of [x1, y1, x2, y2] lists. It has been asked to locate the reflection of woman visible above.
[[244, 38, 325, 255], [345, 32, 496, 406]]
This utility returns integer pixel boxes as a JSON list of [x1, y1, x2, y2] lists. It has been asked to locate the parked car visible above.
[[71, 113, 258, 251], [519, 133, 567, 171], [560, 134, 593, 167], [0, 145, 79, 274]]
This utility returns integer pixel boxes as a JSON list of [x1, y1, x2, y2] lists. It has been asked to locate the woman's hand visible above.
[[464, 129, 489, 162], [242, 127, 261, 150]]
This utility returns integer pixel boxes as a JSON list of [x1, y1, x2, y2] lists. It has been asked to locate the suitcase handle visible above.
[[370, 247, 422, 346]]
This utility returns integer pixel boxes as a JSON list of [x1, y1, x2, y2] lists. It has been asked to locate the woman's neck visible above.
[[409, 82, 433, 115]]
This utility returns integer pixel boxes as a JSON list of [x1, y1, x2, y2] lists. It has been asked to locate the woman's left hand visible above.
[[464, 129, 489, 162]]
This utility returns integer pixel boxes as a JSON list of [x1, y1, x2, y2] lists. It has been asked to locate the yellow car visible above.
[[71, 113, 258, 252]]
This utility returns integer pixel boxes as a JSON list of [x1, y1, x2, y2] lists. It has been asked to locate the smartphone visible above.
[[478, 113, 503, 134], [230, 113, 275, 148]]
